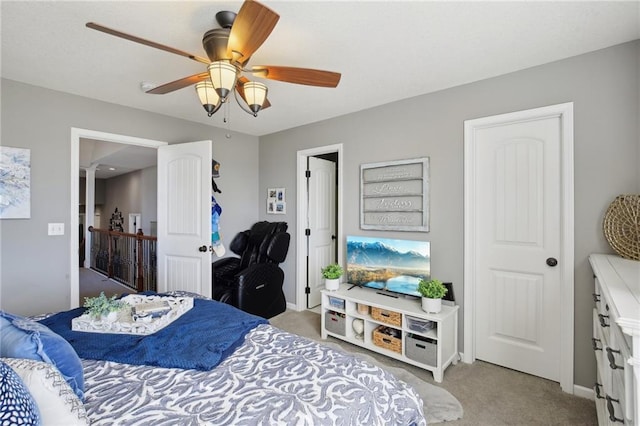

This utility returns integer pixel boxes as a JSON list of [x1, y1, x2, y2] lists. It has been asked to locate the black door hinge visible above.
[[305, 286, 311, 294], [305, 228, 311, 236], [305, 170, 311, 178]]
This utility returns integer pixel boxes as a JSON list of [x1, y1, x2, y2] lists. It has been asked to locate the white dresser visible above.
[[590, 254, 640, 425]]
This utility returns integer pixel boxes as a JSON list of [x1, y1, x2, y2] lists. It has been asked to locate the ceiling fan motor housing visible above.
[[202, 28, 231, 62], [202, 11, 237, 63]]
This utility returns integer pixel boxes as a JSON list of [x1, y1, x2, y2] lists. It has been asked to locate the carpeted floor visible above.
[[79, 267, 137, 305], [269, 309, 597, 425]]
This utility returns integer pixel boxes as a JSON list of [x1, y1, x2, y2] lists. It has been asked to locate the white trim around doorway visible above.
[[295, 144, 344, 311], [70, 128, 167, 309]]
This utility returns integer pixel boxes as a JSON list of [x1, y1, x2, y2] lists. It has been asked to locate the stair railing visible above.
[[88, 226, 157, 292]]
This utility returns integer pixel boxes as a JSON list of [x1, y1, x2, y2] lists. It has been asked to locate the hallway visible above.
[[79, 267, 137, 305]]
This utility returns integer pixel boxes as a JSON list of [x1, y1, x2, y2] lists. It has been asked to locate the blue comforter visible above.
[[40, 298, 267, 370]]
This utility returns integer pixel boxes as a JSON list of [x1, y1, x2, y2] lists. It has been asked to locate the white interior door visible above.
[[157, 140, 212, 298], [307, 156, 336, 308], [465, 104, 574, 384]]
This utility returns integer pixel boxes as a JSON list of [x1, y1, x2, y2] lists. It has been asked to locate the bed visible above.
[[0, 292, 426, 426]]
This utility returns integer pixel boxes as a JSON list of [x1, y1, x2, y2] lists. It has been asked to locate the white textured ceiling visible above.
[[2, 1, 639, 137], [79, 138, 158, 179]]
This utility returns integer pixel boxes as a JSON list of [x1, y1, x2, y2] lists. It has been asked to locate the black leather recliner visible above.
[[212, 221, 290, 318]]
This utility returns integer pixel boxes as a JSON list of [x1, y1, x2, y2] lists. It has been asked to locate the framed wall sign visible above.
[[360, 157, 429, 231]]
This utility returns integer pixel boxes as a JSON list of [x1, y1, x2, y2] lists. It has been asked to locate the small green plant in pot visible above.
[[83, 292, 128, 321], [418, 278, 448, 313], [321, 263, 343, 291]]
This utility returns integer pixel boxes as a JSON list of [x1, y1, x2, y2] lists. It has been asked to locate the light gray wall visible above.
[[101, 167, 155, 234], [104, 170, 143, 231], [0, 79, 260, 316], [102, 166, 158, 235], [140, 166, 157, 235], [259, 40, 640, 388]]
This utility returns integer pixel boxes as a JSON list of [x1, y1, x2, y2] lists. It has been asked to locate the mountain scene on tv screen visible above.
[[346, 240, 430, 288]]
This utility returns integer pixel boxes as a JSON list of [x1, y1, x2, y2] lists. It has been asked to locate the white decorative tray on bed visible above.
[[72, 295, 194, 335]]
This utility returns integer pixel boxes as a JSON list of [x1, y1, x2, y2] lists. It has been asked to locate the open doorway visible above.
[[295, 144, 343, 311], [70, 128, 167, 309]]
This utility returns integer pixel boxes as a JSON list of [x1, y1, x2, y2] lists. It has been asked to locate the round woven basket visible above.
[[603, 194, 640, 261]]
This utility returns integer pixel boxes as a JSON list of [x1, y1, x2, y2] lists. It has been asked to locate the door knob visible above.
[[546, 257, 558, 267], [198, 245, 207, 252]]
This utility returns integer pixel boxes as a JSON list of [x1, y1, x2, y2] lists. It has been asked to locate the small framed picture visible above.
[[267, 187, 286, 214]]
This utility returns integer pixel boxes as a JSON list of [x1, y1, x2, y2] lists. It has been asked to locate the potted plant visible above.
[[83, 292, 128, 322], [321, 263, 343, 291], [417, 278, 448, 313]]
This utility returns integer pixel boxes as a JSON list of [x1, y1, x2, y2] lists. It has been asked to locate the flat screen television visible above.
[[346, 235, 430, 298]]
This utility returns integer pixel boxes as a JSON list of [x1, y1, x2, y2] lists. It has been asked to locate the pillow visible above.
[[3, 358, 89, 426], [0, 360, 41, 425], [0, 311, 84, 400]]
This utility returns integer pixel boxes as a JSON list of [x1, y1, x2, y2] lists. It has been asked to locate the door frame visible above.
[[463, 103, 574, 393], [70, 128, 167, 309], [295, 144, 343, 311]]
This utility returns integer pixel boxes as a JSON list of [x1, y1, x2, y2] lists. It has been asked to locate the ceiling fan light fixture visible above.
[[195, 81, 221, 117], [243, 81, 268, 116], [208, 60, 238, 101]]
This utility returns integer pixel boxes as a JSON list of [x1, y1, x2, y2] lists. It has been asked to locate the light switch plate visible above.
[[48, 223, 64, 236]]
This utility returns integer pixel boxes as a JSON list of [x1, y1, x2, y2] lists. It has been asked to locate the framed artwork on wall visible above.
[[267, 187, 286, 215], [0, 146, 31, 219]]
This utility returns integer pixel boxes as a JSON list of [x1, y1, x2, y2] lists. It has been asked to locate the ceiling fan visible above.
[[86, 0, 341, 118]]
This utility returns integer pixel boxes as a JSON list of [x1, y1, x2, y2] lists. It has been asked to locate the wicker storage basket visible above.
[[603, 194, 640, 261], [373, 326, 402, 353], [371, 307, 402, 326]]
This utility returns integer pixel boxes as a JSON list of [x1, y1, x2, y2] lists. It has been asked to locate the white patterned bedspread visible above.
[[82, 324, 426, 425]]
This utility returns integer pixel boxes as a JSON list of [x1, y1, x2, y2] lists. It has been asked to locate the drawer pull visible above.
[[594, 383, 604, 399], [592, 293, 601, 303], [605, 395, 624, 423], [591, 338, 602, 351], [598, 314, 610, 328], [606, 347, 623, 370]]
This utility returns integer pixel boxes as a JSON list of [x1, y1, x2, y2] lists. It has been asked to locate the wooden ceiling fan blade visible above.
[[146, 73, 209, 94], [86, 22, 210, 65], [226, 1, 279, 64], [250, 66, 341, 88]]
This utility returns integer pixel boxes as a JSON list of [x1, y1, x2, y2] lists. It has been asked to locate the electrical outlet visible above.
[[48, 223, 64, 236]]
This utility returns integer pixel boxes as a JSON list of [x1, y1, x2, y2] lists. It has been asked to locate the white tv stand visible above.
[[321, 284, 459, 382]]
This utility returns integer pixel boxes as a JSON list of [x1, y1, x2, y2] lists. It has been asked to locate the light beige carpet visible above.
[[270, 309, 597, 425], [79, 267, 136, 305]]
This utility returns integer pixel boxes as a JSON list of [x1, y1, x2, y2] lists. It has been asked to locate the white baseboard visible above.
[[573, 384, 594, 400], [286, 301, 299, 311]]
